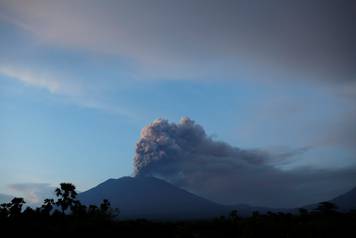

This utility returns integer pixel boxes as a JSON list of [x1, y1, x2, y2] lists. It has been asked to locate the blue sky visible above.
[[0, 0, 355, 205]]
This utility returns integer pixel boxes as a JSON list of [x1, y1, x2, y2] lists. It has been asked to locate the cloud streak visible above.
[[0, 65, 136, 118], [1, 0, 355, 83], [134, 117, 356, 208], [0, 66, 62, 94]]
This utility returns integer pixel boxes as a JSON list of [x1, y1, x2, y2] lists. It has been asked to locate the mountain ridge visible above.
[[79, 176, 356, 219], [79, 176, 226, 219], [329, 186, 356, 211]]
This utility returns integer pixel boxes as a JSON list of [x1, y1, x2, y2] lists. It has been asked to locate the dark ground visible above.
[[2, 183, 355, 237], [1, 210, 356, 237]]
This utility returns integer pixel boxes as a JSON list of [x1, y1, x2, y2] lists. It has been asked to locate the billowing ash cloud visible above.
[[134, 117, 268, 177], [134, 117, 356, 208]]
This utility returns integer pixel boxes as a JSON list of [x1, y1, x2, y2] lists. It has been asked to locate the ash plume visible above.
[[133, 117, 356, 208]]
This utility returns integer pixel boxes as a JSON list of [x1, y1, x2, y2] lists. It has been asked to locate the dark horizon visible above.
[[1, 181, 355, 237]]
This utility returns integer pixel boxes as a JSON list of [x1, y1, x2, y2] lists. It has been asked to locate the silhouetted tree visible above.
[[267, 211, 275, 217], [100, 199, 111, 213], [298, 208, 308, 216], [88, 205, 99, 216], [99, 199, 118, 219], [252, 211, 260, 218], [22, 206, 36, 217], [0, 203, 9, 218], [228, 210, 239, 222], [315, 202, 338, 215], [55, 183, 78, 214], [41, 198, 55, 215], [8, 197, 25, 217], [71, 200, 87, 217]]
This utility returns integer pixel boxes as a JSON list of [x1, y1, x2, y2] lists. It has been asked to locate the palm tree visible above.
[[55, 183, 78, 214]]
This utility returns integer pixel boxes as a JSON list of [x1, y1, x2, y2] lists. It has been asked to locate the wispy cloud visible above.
[[8, 183, 54, 205], [76, 99, 138, 119], [0, 66, 63, 94], [0, 65, 136, 119]]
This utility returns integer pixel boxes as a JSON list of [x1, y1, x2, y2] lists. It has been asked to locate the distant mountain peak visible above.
[[79, 176, 356, 219], [78, 176, 225, 219]]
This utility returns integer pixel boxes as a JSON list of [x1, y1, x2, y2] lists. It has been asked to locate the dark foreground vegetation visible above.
[[1, 183, 355, 237]]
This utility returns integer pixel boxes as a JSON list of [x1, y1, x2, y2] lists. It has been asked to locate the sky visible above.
[[0, 0, 355, 207]]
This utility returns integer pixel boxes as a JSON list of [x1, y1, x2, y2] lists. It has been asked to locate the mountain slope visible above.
[[79, 176, 226, 219], [303, 186, 356, 212], [79, 176, 355, 219], [329, 186, 356, 211]]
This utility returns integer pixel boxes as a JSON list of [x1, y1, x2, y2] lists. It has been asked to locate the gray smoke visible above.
[[133, 117, 356, 208], [135, 117, 266, 176]]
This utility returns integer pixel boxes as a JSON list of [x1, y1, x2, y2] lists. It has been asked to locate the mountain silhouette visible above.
[[79, 176, 356, 219], [303, 186, 356, 212], [79, 176, 227, 219], [329, 186, 356, 211]]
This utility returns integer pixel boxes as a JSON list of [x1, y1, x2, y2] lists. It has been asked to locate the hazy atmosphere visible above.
[[1, 0, 356, 209]]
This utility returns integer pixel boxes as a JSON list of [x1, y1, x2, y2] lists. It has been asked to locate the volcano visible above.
[[79, 176, 227, 219]]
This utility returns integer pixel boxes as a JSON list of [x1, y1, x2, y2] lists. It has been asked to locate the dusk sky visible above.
[[0, 0, 355, 207]]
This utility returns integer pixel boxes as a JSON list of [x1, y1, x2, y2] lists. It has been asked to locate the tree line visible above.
[[1, 182, 355, 237], [0, 182, 117, 220]]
